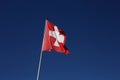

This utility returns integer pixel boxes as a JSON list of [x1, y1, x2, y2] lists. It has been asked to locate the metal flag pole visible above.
[[36, 20, 47, 80]]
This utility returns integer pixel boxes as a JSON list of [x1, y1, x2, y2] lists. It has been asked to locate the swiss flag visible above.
[[42, 20, 69, 55]]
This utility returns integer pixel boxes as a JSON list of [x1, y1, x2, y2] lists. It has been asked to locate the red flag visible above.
[[42, 20, 69, 54]]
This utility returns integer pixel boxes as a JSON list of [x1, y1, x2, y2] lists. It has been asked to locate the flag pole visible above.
[[36, 20, 47, 80]]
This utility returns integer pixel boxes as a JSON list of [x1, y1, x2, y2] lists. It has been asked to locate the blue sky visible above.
[[0, 0, 120, 80]]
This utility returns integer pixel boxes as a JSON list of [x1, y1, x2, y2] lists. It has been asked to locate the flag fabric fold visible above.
[[42, 20, 69, 54]]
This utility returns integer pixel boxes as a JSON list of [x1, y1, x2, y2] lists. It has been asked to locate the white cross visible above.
[[49, 26, 64, 47]]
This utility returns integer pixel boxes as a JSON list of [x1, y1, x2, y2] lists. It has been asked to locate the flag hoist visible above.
[[36, 20, 69, 80]]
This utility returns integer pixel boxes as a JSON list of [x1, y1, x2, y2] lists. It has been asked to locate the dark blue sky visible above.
[[0, 0, 120, 80]]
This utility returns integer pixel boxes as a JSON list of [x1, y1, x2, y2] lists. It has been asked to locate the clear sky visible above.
[[0, 0, 120, 80]]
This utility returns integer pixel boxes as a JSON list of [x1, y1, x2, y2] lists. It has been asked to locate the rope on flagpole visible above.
[[36, 20, 47, 80]]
